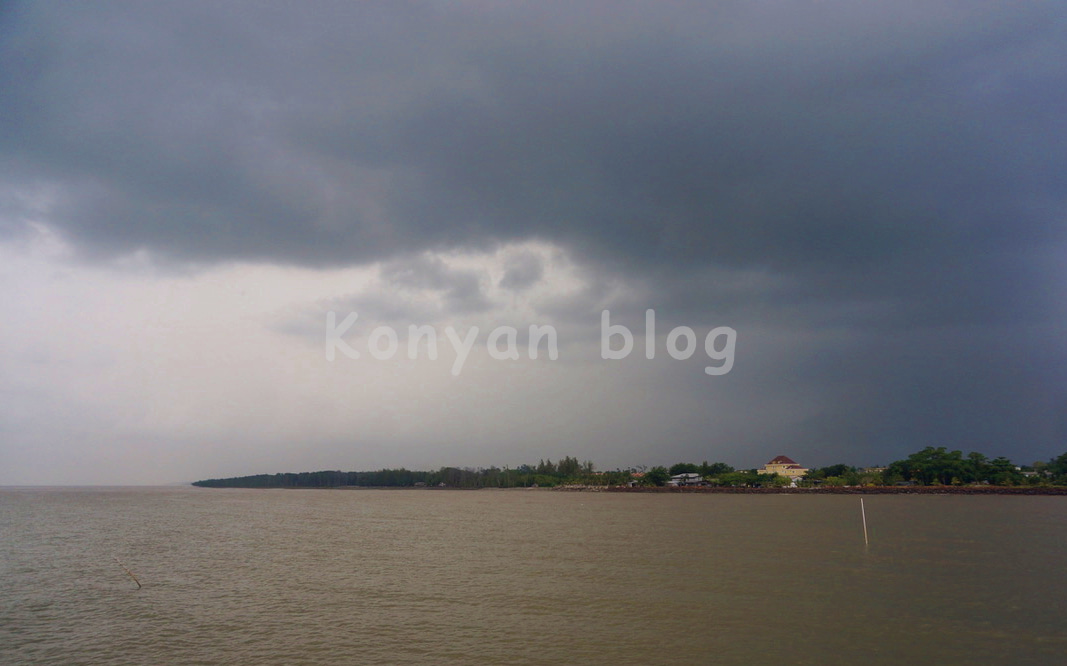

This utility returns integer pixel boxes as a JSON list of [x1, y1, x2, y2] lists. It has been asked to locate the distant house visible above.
[[758, 455, 809, 480], [669, 472, 704, 486]]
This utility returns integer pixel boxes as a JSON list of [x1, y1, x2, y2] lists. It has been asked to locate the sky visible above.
[[2, 1, 1066, 485]]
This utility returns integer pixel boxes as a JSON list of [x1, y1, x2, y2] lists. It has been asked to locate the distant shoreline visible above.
[[191, 484, 1067, 495], [590, 485, 1067, 495]]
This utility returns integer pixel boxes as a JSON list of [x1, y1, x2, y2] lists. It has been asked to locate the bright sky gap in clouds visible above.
[[1, 2, 1065, 484]]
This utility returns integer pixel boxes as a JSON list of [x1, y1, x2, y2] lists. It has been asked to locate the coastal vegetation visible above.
[[192, 448, 1067, 489], [192, 456, 625, 489]]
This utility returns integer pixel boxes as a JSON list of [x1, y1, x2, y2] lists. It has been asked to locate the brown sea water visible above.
[[1, 487, 1064, 665]]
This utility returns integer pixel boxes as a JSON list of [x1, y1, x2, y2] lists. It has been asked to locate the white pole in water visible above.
[[860, 498, 869, 546]]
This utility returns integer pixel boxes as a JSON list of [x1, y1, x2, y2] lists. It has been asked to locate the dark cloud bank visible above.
[[2, 1, 1065, 467]]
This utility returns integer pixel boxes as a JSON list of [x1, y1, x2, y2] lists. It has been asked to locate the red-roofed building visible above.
[[758, 455, 809, 480]]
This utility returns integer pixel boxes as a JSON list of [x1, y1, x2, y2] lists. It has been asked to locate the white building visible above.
[[668, 472, 704, 486]]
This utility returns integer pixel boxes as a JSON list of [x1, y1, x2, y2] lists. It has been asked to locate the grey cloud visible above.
[[273, 253, 495, 340], [499, 251, 543, 291], [4, 3, 1064, 284], [381, 253, 492, 315], [3, 1, 1066, 470]]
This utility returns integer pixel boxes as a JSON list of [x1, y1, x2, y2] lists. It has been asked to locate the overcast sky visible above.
[[2, 1, 1065, 485]]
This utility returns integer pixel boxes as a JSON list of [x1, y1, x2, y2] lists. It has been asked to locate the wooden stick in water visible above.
[[860, 498, 869, 546], [114, 556, 142, 589]]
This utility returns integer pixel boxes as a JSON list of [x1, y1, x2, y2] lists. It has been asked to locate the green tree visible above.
[[536, 459, 557, 476], [557, 456, 581, 478], [966, 452, 989, 483], [645, 466, 671, 486], [886, 447, 967, 485], [757, 473, 792, 487], [669, 462, 699, 475], [717, 471, 758, 487], [816, 464, 854, 479], [699, 461, 734, 477], [1047, 452, 1067, 483], [987, 456, 1023, 485]]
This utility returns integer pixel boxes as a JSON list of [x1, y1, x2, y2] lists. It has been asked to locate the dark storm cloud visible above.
[[3, 3, 1064, 286], [3, 1, 1066, 464]]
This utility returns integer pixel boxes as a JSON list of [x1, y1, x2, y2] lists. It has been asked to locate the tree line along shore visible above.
[[192, 447, 1067, 492], [597, 485, 1067, 495]]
